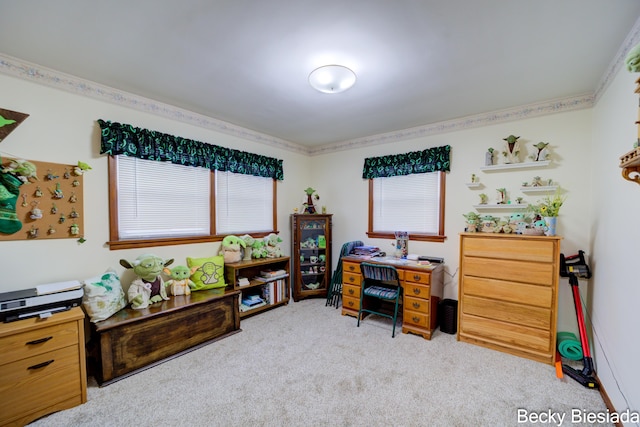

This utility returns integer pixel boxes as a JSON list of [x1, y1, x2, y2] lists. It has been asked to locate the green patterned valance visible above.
[[98, 120, 284, 180], [362, 145, 450, 179]]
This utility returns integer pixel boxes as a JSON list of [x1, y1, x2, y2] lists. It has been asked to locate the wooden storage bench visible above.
[[90, 289, 240, 386]]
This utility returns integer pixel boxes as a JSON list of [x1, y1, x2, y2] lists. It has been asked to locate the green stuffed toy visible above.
[[251, 239, 268, 259], [163, 265, 198, 296], [120, 254, 174, 309], [264, 233, 283, 258], [0, 158, 38, 234], [219, 235, 246, 263]]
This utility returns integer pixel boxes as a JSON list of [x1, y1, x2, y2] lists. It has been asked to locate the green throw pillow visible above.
[[187, 255, 227, 291], [82, 270, 126, 323]]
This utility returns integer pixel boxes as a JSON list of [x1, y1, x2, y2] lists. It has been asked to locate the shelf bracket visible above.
[[621, 165, 640, 185]]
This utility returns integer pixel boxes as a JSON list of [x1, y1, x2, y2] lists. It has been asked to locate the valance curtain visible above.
[[98, 119, 284, 180], [362, 145, 451, 179]]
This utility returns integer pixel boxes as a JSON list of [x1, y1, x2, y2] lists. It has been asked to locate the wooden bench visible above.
[[89, 289, 240, 386]]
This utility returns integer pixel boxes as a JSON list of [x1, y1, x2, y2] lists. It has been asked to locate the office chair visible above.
[[357, 262, 402, 337]]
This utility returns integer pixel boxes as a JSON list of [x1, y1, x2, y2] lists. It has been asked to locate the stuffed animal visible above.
[[264, 233, 283, 258], [120, 254, 174, 309], [251, 239, 268, 259], [219, 235, 246, 263], [240, 234, 256, 260], [163, 265, 198, 296]]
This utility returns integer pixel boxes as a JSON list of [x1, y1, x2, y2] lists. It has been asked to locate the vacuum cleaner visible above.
[[559, 250, 599, 389]]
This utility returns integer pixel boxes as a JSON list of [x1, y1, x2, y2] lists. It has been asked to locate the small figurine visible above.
[[463, 212, 481, 232], [502, 135, 521, 164], [120, 254, 174, 309], [485, 148, 495, 166], [496, 188, 507, 204], [479, 193, 488, 204], [69, 223, 80, 235], [163, 265, 198, 296], [531, 142, 550, 162]]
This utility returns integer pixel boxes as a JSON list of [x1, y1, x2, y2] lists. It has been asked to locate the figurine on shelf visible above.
[[479, 193, 488, 204], [501, 135, 521, 164], [302, 187, 320, 214], [463, 212, 481, 232], [531, 142, 550, 162], [485, 148, 495, 166], [496, 188, 506, 204]]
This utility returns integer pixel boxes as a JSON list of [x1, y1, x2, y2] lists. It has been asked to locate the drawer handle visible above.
[[413, 274, 420, 281], [348, 265, 355, 271], [348, 301, 354, 307], [349, 277, 355, 283], [28, 359, 54, 370], [412, 302, 421, 309], [26, 336, 53, 345], [413, 288, 421, 295], [412, 316, 420, 323], [348, 289, 354, 295]]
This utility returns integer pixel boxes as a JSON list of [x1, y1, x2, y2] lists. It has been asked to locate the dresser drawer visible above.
[[460, 313, 551, 353], [342, 295, 360, 311], [343, 262, 360, 274], [343, 272, 362, 286], [462, 276, 553, 308], [462, 294, 551, 330], [461, 236, 555, 263], [342, 283, 361, 299], [404, 270, 430, 285], [0, 321, 79, 367], [462, 256, 554, 286], [0, 344, 82, 423], [403, 282, 431, 299], [404, 310, 429, 328], [404, 295, 430, 314]]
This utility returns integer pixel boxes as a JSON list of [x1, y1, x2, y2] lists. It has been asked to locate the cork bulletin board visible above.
[[0, 157, 84, 241]]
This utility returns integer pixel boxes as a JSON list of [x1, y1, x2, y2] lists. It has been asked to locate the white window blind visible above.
[[116, 156, 210, 239], [215, 170, 273, 234], [372, 172, 441, 234]]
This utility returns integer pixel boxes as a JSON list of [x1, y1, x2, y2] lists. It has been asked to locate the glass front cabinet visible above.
[[290, 214, 333, 302]]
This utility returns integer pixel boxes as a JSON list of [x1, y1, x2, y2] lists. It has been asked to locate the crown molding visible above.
[[0, 53, 310, 155]]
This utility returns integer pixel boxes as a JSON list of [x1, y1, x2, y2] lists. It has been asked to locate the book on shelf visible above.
[[239, 301, 267, 312], [254, 272, 289, 282], [260, 269, 287, 278], [237, 277, 250, 286]]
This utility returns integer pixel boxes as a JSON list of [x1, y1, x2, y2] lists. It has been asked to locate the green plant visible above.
[[529, 191, 566, 217]]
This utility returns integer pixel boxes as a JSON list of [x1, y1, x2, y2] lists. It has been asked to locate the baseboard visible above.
[[597, 374, 622, 427]]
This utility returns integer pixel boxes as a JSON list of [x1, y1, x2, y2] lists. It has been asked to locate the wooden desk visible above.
[[90, 289, 240, 385], [340, 256, 444, 340]]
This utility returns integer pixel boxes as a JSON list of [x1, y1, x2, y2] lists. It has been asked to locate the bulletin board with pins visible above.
[[0, 158, 84, 241]]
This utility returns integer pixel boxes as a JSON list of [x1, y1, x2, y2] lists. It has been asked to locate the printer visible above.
[[0, 281, 84, 323]]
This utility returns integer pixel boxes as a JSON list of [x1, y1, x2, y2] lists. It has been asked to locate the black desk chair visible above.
[[357, 262, 402, 338]]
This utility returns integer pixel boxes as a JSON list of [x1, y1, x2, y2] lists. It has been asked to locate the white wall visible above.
[[0, 73, 309, 289], [591, 66, 640, 417], [314, 110, 593, 331]]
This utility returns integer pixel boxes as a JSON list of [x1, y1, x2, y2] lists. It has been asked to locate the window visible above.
[[108, 156, 277, 249], [367, 171, 445, 242]]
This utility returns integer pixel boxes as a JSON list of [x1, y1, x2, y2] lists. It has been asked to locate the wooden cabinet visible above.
[[290, 214, 332, 302], [458, 233, 561, 364], [0, 307, 87, 427], [340, 257, 444, 340], [225, 257, 290, 317]]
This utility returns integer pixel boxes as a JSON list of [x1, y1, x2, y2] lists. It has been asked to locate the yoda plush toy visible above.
[[120, 254, 174, 309], [163, 265, 198, 296], [219, 235, 246, 263]]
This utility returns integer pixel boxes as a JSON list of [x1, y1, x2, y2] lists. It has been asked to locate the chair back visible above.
[[360, 262, 400, 285]]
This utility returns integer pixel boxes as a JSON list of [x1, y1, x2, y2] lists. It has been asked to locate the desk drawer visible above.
[[462, 294, 551, 330], [462, 237, 555, 263], [342, 283, 360, 299], [462, 256, 554, 286], [342, 295, 360, 312], [404, 283, 431, 299], [343, 262, 360, 274], [462, 276, 553, 308], [0, 322, 79, 367], [343, 272, 361, 286], [404, 295, 429, 314], [404, 270, 431, 285], [404, 310, 428, 328]]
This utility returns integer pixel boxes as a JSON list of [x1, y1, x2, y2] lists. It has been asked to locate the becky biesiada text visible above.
[[517, 408, 639, 426]]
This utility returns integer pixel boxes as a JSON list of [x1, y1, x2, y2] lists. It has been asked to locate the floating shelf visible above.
[[520, 185, 558, 193], [480, 160, 551, 172], [620, 147, 640, 185], [474, 204, 529, 210], [466, 183, 482, 188]]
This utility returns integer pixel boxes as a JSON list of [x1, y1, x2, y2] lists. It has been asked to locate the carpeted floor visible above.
[[29, 299, 611, 427]]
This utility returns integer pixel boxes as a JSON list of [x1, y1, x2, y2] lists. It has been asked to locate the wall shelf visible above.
[[466, 182, 482, 189], [620, 147, 640, 185], [474, 204, 529, 210], [480, 160, 551, 172], [520, 185, 558, 193]]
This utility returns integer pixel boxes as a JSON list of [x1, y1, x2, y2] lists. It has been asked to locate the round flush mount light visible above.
[[308, 65, 357, 94]]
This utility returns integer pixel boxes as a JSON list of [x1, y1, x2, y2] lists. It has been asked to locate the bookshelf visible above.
[[224, 256, 290, 318]]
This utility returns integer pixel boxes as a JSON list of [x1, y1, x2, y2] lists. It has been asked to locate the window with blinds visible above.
[[215, 170, 273, 234], [116, 156, 211, 239], [371, 172, 442, 234]]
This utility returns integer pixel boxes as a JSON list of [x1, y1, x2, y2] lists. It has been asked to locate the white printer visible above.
[[0, 281, 84, 322]]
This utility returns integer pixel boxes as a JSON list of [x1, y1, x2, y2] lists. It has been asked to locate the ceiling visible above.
[[1, 1, 640, 150]]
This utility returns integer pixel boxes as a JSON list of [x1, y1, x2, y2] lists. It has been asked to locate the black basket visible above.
[[439, 299, 458, 334]]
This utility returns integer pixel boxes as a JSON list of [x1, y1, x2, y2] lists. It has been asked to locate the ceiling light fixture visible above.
[[308, 65, 356, 94]]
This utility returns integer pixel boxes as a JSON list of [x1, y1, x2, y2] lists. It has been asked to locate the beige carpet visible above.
[[30, 299, 610, 427]]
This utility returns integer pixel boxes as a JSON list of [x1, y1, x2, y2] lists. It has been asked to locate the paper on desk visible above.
[[36, 280, 83, 295]]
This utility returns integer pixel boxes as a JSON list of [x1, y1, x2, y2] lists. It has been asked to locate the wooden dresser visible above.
[[341, 256, 444, 340], [0, 307, 87, 427], [458, 233, 561, 364]]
